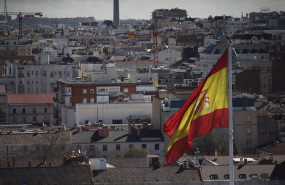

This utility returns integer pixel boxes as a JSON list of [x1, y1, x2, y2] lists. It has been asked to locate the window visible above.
[[90, 89, 94, 94], [246, 115, 251, 122], [129, 144, 133, 149], [22, 108, 25, 113], [239, 174, 247, 179], [246, 139, 252, 146], [124, 88, 128, 93], [224, 174, 229, 179], [90, 98, 94, 103], [142, 144, 146, 149], [83, 89, 87, 94], [249, 174, 258, 178], [90, 145, 94, 151], [209, 174, 218, 180], [246, 127, 252, 135], [33, 108, 36, 113], [112, 120, 122, 124], [83, 98, 87, 104], [116, 144, 120, 151], [44, 108, 47, 113], [103, 145, 107, 151], [155, 144, 159, 150], [13, 108, 16, 113]]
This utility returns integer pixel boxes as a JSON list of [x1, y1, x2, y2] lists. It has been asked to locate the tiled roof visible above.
[[7, 94, 54, 104], [72, 129, 164, 144], [200, 165, 276, 181], [0, 166, 93, 185], [261, 143, 285, 155], [93, 157, 201, 184], [0, 131, 72, 145]]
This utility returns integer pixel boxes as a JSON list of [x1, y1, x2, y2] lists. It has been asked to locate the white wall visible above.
[[76, 103, 152, 125]]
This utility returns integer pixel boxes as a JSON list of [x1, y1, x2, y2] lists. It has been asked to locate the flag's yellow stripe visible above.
[[167, 67, 228, 151]]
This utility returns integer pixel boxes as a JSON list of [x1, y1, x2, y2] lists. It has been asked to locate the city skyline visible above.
[[1, 0, 284, 20]]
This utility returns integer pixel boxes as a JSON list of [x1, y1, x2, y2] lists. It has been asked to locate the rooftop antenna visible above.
[[4, 0, 8, 22]]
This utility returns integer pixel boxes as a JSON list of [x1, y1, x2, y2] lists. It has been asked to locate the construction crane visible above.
[[0, 11, 43, 39]]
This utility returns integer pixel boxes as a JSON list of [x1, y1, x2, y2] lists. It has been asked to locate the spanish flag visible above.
[[163, 49, 229, 163]]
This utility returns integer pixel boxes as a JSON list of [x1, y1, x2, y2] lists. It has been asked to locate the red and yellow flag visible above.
[[163, 49, 229, 163]]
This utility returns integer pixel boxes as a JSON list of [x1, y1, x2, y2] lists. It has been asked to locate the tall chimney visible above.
[[113, 0, 120, 27]]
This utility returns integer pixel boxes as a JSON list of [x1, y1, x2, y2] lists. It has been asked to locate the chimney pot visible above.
[[214, 150, 218, 159], [244, 158, 248, 165]]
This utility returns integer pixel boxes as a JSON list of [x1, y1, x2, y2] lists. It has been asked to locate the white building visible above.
[[75, 103, 152, 126]]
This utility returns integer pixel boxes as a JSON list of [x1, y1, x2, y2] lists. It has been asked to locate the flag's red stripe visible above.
[[188, 108, 229, 141], [166, 136, 192, 164], [163, 49, 228, 138], [165, 108, 229, 163]]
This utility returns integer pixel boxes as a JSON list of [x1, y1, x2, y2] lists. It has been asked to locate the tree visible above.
[[192, 131, 227, 155], [123, 147, 149, 158]]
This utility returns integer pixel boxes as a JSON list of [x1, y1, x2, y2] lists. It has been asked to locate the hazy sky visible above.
[[2, 0, 284, 20]]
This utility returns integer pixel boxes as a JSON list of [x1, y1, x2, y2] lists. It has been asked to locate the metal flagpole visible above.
[[228, 46, 234, 185]]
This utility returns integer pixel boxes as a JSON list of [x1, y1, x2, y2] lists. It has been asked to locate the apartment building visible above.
[[6, 62, 78, 94], [7, 94, 54, 124]]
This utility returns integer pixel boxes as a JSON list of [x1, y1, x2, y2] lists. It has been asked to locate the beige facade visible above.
[[75, 141, 165, 158], [8, 103, 53, 124], [233, 110, 258, 151]]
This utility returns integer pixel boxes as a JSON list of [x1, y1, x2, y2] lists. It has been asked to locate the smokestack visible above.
[[113, 0, 120, 27]]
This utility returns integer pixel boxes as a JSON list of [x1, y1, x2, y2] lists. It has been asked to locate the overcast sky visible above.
[[2, 0, 284, 20]]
